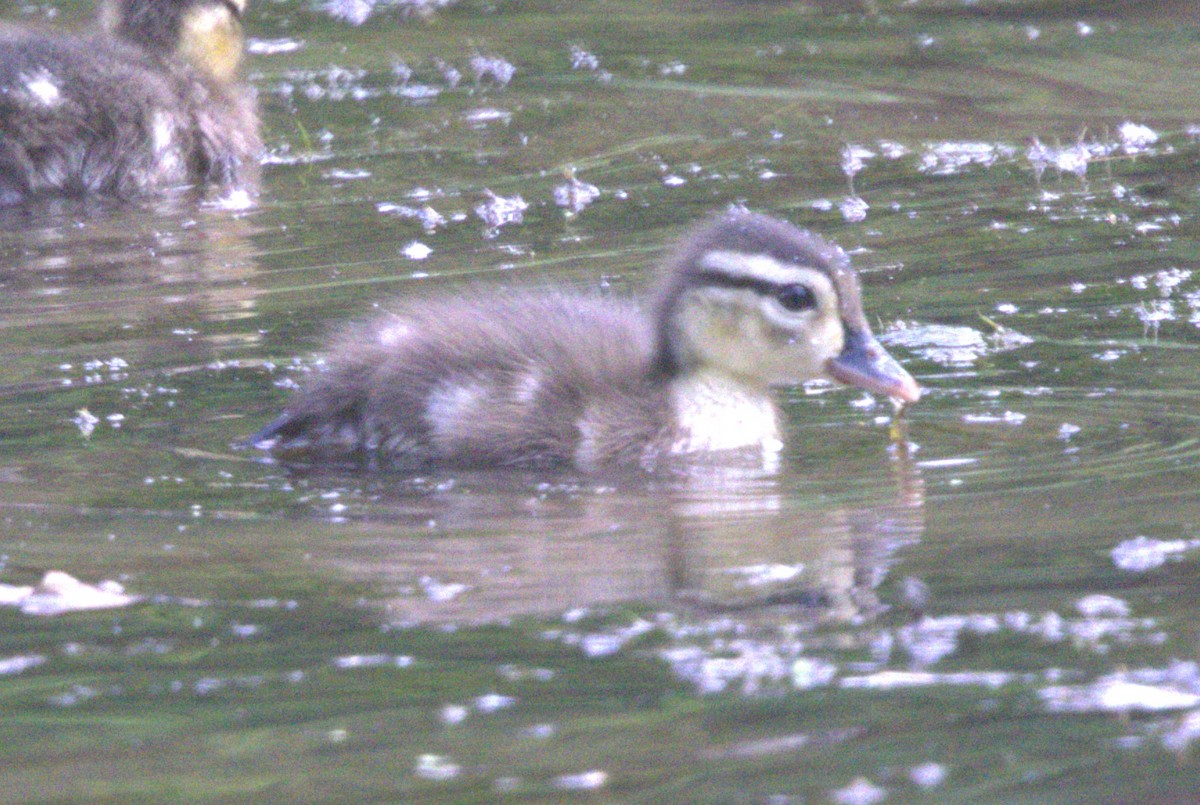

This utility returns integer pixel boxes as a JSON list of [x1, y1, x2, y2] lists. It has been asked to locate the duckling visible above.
[[248, 211, 920, 471], [0, 0, 260, 205]]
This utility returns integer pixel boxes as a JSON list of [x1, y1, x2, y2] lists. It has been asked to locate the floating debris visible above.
[[1026, 136, 1090, 180], [723, 563, 805, 587], [553, 175, 601, 215], [830, 776, 887, 805], [322, 0, 373, 25], [332, 653, 414, 669], [474, 190, 528, 235], [880, 324, 987, 366], [1, 571, 141, 616], [419, 575, 471, 602], [1076, 594, 1130, 618], [73, 408, 99, 438], [377, 202, 447, 232], [841, 670, 1017, 690], [961, 411, 1027, 426], [791, 658, 837, 689], [469, 54, 516, 87], [1150, 267, 1191, 297], [1042, 676, 1200, 714], [913, 33, 937, 51], [909, 762, 947, 789], [1111, 535, 1200, 572], [1119, 122, 1159, 153], [474, 693, 516, 713], [247, 38, 304, 55], [440, 704, 468, 725], [1162, 710, 1200, 754], [839, 195, 869, 222], [554, 770, 607, 791], [50, 684, 101, 707], [659, 641, 794, 695], [1057, 422, 1082, 441], [463, 107, 511, 125], [320, 0, 455, 24], [918, 141, 1016, 175], [279, 64, 374, 102], [567, 43, 611, 82], [324, 168, 371, 181], [1135, 299, 1175, 339], [433, 58, 462, 88], [841, 144, 876, 195], [403, 241, 432, 260], [0, 654, 46, 675], [568, 44, 600, 71], [414, 753, 460, 781]]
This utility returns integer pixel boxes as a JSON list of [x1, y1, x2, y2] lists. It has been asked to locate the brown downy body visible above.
[[0, 0, 259, 204], [250, 211, 921, 472]]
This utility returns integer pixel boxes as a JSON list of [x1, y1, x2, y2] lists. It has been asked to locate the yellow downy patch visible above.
[[179, 4, 243, 83]]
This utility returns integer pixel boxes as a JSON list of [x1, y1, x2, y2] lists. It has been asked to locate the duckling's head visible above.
[[101, 0, 247, 83], [651, 211, 920, 403]]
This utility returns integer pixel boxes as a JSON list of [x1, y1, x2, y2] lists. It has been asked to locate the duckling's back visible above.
[[0, 34, 179, 201], [0, 0, 259, 204], [253, 292, 672, 471]]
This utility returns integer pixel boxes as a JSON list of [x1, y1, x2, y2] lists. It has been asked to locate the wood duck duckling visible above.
[[248, 211, 921, 472], [0, 0, 260, 205]]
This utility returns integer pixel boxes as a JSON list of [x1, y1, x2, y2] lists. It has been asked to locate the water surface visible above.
[[3, 1, 1200, 801]]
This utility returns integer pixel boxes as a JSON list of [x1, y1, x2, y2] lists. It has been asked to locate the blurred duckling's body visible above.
[[0, 0, 259, 204], [250, 212, 920, 471]]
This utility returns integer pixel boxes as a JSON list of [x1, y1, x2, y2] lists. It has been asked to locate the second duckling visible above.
[[0, 0, 260, 204], [249, 211, 920, 471]]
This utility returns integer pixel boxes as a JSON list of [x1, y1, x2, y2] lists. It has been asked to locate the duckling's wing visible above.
[[247, 290, 663, 470]]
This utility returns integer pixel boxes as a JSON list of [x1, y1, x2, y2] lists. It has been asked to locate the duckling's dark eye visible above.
[[775, 283, 816, 312]]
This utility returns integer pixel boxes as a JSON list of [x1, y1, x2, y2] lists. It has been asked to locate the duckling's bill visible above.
[[827, 329, 921, 404]]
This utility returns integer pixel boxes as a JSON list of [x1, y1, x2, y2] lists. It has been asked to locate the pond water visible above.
[[3, 0, 1200, 801]]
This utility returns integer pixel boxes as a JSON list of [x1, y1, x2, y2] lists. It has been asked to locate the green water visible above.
[[3, 0, 1200, 801]]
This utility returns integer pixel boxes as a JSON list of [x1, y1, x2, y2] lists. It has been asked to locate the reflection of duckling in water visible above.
[[0, 0, 260, 205], [248, 211, 921, 471]]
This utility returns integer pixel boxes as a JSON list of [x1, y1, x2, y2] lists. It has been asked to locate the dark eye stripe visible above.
[[219, 0, 244, 20], [693, 270, 817, 311]]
